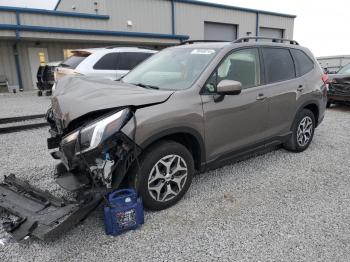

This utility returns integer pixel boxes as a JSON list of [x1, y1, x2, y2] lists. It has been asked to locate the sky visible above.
[[0, 0, 348, 57]]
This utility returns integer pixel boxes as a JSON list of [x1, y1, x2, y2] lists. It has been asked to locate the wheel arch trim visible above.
[[139, 127, 206, 168]]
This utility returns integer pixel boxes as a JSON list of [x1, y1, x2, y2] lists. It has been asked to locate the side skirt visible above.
[[201, 133, 291, 172]]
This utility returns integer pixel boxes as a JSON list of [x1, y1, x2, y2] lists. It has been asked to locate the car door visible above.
[[261, 47, 301, 136], [201, 48, 270, 163]]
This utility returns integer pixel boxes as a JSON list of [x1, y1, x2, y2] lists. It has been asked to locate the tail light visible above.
[[322, 74, 329, 84]]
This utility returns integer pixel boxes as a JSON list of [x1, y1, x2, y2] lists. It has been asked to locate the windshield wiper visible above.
[[134, 83, 160, 90]]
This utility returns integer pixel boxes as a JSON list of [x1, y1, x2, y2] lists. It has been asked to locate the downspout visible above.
[[171, 0, 176, 35], [14, 11, 23, 91], [255, 11, 259, 39]]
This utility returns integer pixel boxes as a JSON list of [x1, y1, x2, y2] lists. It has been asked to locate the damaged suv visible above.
[[0, 37, 327, 241]]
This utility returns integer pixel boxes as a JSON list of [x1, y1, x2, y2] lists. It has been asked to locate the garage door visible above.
[[259, 27, 284, 39], [204, 22, 237, 41]]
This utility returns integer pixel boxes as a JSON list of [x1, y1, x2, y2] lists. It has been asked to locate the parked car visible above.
[[36, 61, 61, 96], [327, 63, 350, 107], [0, 38, 328, 241], [54, 47, 157, 82]]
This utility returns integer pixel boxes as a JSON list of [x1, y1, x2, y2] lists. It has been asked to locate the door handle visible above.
[[297, 85, 304, 92], [256, 93, 266, 101]]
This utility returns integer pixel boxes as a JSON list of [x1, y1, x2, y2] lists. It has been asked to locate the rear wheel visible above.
[[283, 109, 315, 152], [37, 90, 42, 96], [129, 140, 194, 211], [326, 102, 332, 108]]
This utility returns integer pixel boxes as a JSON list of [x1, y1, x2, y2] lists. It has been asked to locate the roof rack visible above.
[[104, 45, 157, 50], [179, 40, 229, 45], [233, 37, 299, 45]]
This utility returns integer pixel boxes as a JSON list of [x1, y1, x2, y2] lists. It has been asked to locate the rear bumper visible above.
[[0, 174, 101, 241]]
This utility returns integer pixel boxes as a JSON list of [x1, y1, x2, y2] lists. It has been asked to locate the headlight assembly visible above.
[[77, 108, 131, 153]]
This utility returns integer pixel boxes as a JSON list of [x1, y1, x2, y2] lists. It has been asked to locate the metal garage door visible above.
[[259, 27, 284, 39], [204, 22, 237, 41]]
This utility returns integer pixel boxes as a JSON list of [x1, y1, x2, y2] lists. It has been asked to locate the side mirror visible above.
[[216, 80, 242, 95]]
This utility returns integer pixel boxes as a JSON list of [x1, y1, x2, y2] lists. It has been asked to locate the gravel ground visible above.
[[0, 92, 51, 118], [0, 106, 349, 262]]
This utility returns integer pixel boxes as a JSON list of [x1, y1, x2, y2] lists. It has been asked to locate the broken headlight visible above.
[[76, 108, 131, 153]]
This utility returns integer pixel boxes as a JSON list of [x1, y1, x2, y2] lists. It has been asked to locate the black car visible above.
[[327, 63, 350, 107], [36, 61, 60, 96]]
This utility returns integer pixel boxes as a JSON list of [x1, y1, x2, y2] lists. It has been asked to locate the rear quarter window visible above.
[[93, 52, 153, 71], [262, 47, 295, 84], [61, 54, 89, 69], [117, 52, 154, 70], [291, 49, 314, 76]]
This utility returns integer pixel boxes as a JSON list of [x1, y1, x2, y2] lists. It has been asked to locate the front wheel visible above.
[[283, 109, 315, 152], [129, 140, 194, 211]]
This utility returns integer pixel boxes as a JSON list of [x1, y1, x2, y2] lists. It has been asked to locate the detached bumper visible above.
[[0, 174, 101, 241]]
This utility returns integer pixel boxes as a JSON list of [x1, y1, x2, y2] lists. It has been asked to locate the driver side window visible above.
[[205, 48, 261, 93]]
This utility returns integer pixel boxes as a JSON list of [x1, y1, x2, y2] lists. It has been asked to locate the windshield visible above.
[[338, 63, 350, 74], [122, 47, 218, 90]]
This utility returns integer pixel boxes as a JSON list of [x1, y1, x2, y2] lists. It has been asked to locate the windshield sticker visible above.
[[191, 49, 216, 55]]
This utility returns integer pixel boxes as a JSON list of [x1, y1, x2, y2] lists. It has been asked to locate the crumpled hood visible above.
[[51, 76, 174, 128]]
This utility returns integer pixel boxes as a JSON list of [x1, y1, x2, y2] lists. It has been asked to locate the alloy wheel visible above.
[[147, 154, 188, 202], [297, 116, 313, 147]]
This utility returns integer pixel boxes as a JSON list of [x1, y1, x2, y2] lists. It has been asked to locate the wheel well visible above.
[[304, 103, 319, 126], [144, 133, 203, 171]]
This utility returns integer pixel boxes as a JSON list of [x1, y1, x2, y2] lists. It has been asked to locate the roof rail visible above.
[[104, 45, 157, 50], [179, 40, 229, 45], [233, 37, 299, 45]]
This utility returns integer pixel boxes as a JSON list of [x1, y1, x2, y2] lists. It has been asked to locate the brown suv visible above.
[[45, 37, 327, 211], [0, 38, 328, 241]]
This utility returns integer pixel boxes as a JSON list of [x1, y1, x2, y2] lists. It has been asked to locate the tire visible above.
[[37, 90, 42, 96], [326, 102, 332, 108], [129, 140, 194, 211], [283, 108, 315, 152]]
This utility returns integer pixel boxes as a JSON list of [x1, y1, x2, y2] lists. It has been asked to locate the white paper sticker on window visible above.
[[191, 49, 216, 55]]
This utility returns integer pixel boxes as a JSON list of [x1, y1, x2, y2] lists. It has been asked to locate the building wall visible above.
[[259, 13, 294, 39], [56, 0, 108, 14], [56, 0, 173, 34], [175, 2, 257, 39], [0, 41, 18, 86]]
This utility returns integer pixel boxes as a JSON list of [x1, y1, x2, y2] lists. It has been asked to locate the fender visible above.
[[290, 99, 321, 129], [140, 126, 206, 167]]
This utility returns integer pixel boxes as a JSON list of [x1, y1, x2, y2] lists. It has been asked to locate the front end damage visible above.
[[328, 76, 350, 104], [0, 107, 141, 241]]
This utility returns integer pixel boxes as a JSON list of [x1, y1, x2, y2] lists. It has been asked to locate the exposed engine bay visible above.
[[0, 107, 142, 241], [47, 107, 141, 191]]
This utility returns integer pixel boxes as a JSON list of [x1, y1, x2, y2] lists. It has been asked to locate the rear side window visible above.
[[262, 48, 295, 83], [291, 49, 314, 76], [61, 55, 89, 69], [117, 52, 153, 70], [93, 52, 119, 70], [93, 52, 153, 70]]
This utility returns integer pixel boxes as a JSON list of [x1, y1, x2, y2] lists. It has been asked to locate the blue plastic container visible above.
[[104, 189, 144, 236]]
